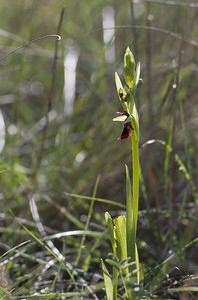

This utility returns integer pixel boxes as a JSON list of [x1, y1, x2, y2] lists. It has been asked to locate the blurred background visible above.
[[0, 0, 198, 297]]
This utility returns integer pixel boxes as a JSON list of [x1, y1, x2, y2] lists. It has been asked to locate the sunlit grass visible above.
[[0, 0, 197, 299]]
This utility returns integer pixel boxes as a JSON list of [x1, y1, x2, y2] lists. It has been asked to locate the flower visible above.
[[113, 111, 133, 140]]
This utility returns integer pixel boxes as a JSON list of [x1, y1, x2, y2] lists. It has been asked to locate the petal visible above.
[[113, 115, 127, 122], [113, 111, 129, 122], [116, 111, 129, 116]]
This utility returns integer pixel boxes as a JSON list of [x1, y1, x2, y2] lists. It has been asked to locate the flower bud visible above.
[[124, 47, 135, 89]]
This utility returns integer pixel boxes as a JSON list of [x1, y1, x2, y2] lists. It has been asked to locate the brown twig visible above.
[[133, 0, 198, 8], [32, 8, 65, 179], [29, 193, 64, 261], [128, 0, 138, 58], [93, 25, 198, 48], [145, 3, 153, 121], [164, 6, 188, 242], [0, 34, 61, 63]]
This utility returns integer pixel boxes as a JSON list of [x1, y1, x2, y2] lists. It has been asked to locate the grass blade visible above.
[[101, 259, 114, 300]]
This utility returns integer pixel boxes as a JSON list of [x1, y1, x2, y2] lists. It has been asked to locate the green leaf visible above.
[[135, 244, 144, 284], [114, 215, 127, 261], [105, 212, 116, 255], [101, 259, 114, 300], [105, 212, 114, 236]]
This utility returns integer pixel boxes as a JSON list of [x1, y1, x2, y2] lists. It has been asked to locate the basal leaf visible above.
[[101, 259, 114, 300], [105, 212, 116, 255], [114, 215, 127, 261]]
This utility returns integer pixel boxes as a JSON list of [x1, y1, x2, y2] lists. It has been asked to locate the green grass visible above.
[[0, 0, 198, 299]]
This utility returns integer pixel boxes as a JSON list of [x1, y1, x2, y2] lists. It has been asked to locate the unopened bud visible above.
[[124, 47, 135, 89]]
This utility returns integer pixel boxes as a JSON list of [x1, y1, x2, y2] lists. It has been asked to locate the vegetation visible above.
[[0, 0, 197, 299]]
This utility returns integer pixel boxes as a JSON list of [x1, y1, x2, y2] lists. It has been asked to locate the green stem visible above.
[[126, 113, 140, 280], [131, 129, 139, 238], [126, 116, 140, 288], [130, 118, 140, 288]]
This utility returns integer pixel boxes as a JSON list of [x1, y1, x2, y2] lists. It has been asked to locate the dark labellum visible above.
[[118, 122, 133, 140]]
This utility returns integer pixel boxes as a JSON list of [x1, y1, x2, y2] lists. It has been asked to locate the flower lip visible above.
[[117, 122, 133, 140], [113, 111, 133, 140]]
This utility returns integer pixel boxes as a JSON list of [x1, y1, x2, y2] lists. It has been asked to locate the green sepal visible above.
[[135, 62, 141, 86], [115, 72, 128, 103], [132, 103, 139, 140], [115, 72, 123, 95]]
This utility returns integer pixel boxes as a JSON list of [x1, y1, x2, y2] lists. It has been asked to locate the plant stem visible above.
[[131, 121, 139, 251]]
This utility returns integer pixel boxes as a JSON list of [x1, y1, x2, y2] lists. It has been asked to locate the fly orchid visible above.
[[102, 47, 142, 300], [113, 47, 141, 142], [113, 111, 133, 140]]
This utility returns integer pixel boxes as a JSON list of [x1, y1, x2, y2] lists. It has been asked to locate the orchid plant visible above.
[[102, 47, 142, 300]]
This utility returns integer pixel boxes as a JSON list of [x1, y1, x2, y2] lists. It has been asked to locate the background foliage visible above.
[[0, 0, 197, 298]]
